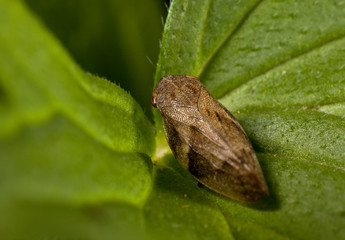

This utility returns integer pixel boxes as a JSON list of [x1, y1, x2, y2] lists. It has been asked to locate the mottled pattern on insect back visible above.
[[152, 75, 269, 202]]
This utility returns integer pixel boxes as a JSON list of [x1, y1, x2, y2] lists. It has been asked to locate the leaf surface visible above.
[[154, 0, 345, 239]]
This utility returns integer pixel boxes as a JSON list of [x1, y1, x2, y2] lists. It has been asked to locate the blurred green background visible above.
[[24, 0, 169, 119], [0, 0, 167, 239]]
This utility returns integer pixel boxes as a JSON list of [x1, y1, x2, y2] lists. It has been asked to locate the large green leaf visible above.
[[154, 0, 345, 239], [0, 1, 154, 239]]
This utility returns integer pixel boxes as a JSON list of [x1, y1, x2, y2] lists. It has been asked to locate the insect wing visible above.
[[155, 75, 269, 202]]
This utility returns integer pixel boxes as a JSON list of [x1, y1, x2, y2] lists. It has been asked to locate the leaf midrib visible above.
[[196, 0, 264, 77], [219, 33, 345, 100], [194, 0, 345, 101]]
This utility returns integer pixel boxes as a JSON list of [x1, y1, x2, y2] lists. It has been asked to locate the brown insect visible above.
[[152, 75, 269, 202]]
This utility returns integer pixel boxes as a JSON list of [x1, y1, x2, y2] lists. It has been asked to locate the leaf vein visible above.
[[261, 152, 345, 173], [221, 33, 345, 98], [196, 0, 264, 77]]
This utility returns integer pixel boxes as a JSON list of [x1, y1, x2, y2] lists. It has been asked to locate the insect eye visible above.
[[151, 93, 157, 108]]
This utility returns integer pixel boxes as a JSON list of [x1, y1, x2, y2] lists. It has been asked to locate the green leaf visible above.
[[2, 0, 345, 239], [154, 0, 345, 239], [144, 162, 234, 240], [0, 1, 155, 154], [0, 1, 154, 239]]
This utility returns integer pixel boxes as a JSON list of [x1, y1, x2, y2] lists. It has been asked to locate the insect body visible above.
[[152, 75, 268, 202]]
